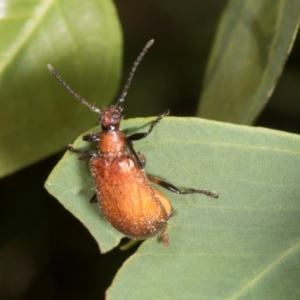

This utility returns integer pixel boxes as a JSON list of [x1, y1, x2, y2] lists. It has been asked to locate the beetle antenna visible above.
[[47, 64, 101, 114], [115, 39, 154, 111]]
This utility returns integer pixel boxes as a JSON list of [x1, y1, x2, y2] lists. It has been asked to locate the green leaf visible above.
[[0, 0, 121, 177], [46, 117, 300, 298], [198, 0, 300, 124]]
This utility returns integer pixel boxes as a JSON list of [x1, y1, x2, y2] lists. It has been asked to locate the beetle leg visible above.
[[125, 109, 169, 169], [68, 144, 98, 161], [83, 131, 100, 143], [90, 193, 98, 203], [137, 152, 146, 166], [148, 175, 219, 198], [168, 210, 178, 219], [159, 231, 169, 247], [125, 139, 146, 169], [127, 109, 169, 142]]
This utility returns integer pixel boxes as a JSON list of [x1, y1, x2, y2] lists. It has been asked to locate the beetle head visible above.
[[100, 107, 122, 131]]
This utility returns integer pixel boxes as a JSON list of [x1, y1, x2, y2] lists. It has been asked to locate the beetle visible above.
[[48, 39, 218, 246]]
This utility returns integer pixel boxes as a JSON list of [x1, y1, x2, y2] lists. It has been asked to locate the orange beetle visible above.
[[48, 40, 218, 246]]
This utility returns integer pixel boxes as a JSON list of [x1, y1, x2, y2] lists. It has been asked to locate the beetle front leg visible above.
[[82, 131, 100, 143], [68, 144, 98, 161], [126, 109, 169, 142]]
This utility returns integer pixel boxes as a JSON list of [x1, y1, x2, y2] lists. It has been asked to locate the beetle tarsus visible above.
[[160, 231, 169, 247], [191, 189, 219, 198]]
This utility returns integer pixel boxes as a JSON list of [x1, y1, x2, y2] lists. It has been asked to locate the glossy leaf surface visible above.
[[0, 0, 121, 177]]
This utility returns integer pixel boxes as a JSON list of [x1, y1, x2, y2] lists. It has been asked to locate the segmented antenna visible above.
[[115, 39, 154, 110], [47, 64, 101, 114]]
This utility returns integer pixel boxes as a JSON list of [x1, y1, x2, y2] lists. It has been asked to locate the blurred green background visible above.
[[1, 0, 300, 299]]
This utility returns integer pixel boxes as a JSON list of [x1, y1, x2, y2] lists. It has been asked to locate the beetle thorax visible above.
[[99, 131, 126, 155]]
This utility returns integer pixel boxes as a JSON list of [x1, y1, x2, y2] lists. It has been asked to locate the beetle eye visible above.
[[112, 113, 120, 120]]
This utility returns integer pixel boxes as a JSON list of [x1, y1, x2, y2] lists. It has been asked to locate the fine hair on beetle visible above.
[[48, 39, 218, 247]]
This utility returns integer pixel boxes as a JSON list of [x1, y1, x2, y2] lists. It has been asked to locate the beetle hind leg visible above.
[[148, 175, 218, 198], [159, 231, 169, 247]]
